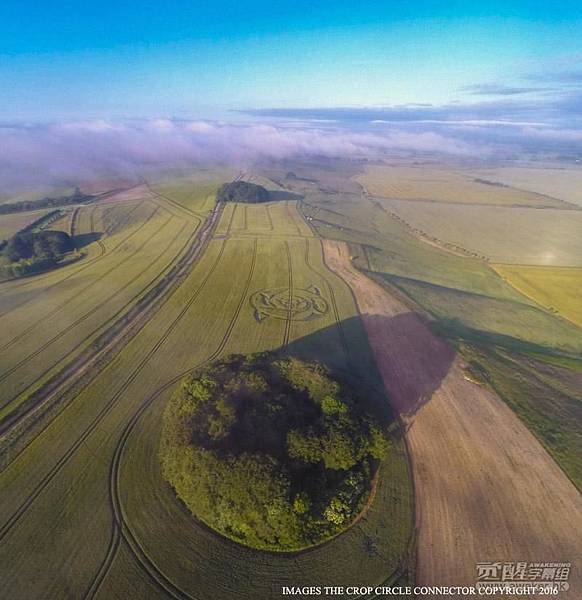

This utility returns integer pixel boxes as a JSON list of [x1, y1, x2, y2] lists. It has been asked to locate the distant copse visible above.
[[216, 181, 270, 203], [0, 188, 94, 215]]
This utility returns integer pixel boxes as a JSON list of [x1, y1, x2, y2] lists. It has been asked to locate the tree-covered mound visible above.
[[1, 230, 74, 262], [0, 230, 75, 278], [160, 353, 389, 551], [216, 181, 270, 203]]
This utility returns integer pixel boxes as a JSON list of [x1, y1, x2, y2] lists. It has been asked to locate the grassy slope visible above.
[[462, 345, 582, 490], [301, 190, 582, 355], [0, 200, 413, 598], [286, 161, 582, 499]]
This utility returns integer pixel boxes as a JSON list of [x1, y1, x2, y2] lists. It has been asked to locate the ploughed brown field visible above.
[[323, 239, 582, 598]]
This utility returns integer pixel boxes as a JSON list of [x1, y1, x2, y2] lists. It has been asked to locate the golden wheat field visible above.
[[355, 164, 572, 208], [375, 198, 582, 266], [492, 264, 582, 327]]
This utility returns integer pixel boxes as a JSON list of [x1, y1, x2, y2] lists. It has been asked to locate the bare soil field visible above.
[[356, 165, 572, 208], [323, 239, 582, 597]]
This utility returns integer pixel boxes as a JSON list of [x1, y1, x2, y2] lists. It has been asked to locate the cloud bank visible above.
[[1, 94, 581, 191], [0, 118, 487, 190]]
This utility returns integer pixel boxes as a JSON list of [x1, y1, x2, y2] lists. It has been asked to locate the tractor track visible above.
[[101, 199, 154, 237], [0, 213, 175, 356], [0, 201, 157, 318], [85, 239, 258, 600], [0, 218, 184, 405], [0, 202, 223, 468], [0, 198, 150, 296], [229, 204, 239, 235], [0, 206, 225, 545], [89, 205, 98, 235], [285, 200, 303, 236], [144, 181, 205, 222], [283, 241, 294, 346], [265, 203, 275, 231], [302, 237, 351, 364], [70, 207, 80, 237]]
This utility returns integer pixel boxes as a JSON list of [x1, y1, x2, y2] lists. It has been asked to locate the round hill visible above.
[[160, 353, 389, 551], [216, 181, 270, 203]]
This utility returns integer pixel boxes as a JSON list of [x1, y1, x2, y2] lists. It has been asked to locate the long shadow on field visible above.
[[73, 232, 103, 249], [280, 312, 455, 423], [359, 313, 456, 417], [268, 190, 304, 201]]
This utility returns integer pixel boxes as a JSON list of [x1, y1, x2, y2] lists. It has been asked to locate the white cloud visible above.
[[0, 113, 580, 190]]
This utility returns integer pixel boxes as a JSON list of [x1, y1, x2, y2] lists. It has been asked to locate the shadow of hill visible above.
[[359, 313, 456, 417], [268, 190, 305, 201], [73, 232, 103, 249], [430, 318, 582, 358], [277, 312, 455, 422]]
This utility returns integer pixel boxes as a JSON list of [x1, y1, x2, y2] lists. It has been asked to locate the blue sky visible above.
[[1, 1, 582, 189], [1, 1, 582, 120]]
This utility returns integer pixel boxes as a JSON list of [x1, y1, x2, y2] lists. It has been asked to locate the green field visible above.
[[3, 161, 580, 599], [357, 164, 571, 208], [147, 167, 239, 215], [462, 345, 582, 490], [472, 166, 582, 208], [291, 169, 582, 356], [275, 160, 582, 494], [0, 195, 201, 417], [0, 196, 413, 598], [0, 209, 56, 240]]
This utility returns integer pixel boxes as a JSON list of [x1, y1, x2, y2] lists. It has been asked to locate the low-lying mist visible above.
[[0, 116, 580, 194]]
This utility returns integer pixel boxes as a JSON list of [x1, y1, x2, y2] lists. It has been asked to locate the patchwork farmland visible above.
[[356, 164, 575, 208], [1, 160, 581, 599], [472, 166, 582, 208], [374, 198, 582, 266], [0, 185, 413, 598]]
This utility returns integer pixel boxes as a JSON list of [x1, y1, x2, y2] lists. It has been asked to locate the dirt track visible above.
[[323, 239, 582, 598]]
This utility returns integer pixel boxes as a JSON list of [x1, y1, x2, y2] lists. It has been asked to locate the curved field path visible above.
[[323, 239, 582, 598]]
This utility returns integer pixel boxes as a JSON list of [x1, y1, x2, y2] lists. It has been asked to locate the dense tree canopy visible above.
[[216, 181, 270, 203], [0, 230, 75, 278], [160, 353, 389, 551], [1, 230, 74, 263]]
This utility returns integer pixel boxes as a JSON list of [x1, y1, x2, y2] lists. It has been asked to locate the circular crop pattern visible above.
[[250, 284, 329, 322]]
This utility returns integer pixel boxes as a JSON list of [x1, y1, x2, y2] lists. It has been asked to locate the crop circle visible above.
[[250, 285, 329, 322]]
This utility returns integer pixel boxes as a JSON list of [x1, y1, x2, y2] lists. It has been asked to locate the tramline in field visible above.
[[0, 191, 413, 599]]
